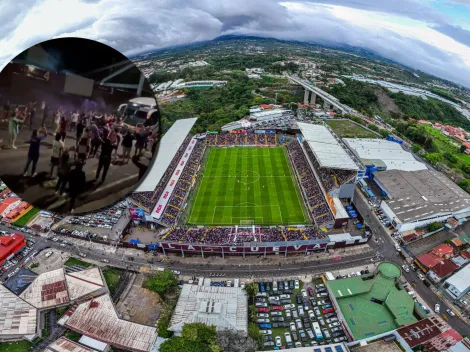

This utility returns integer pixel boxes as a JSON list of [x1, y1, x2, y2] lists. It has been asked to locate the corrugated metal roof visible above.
[[65, 267, 105, 300], [298, 123, 359, 170], [0, 284, 37, 337], [19, 268, 69, 309], [45, 337, 95, 352], [135, 118, 197, 192], [169, 285, 247, 335], [344, 138, 427, 172], [65, 294, 157, 352]]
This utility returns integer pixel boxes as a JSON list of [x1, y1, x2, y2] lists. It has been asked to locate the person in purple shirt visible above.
[[23, 126, 48, 177]]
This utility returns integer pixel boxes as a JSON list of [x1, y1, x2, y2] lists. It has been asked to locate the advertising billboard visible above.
[[255, 130, 265, 134], [129, 208, 146, 221]]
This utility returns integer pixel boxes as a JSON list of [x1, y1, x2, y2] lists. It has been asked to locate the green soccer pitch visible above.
[[186, 147, 310, 226]]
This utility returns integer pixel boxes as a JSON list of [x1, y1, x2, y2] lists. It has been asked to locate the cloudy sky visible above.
[[2, 0, 470, 87]]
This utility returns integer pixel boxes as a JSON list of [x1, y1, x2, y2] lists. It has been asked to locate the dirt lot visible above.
[[115, 274, 161, 326]]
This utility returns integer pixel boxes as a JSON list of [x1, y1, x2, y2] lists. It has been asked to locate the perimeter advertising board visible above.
[[255, 130, 265, 134], [159, 241, 328, 254], [266, 130, 277, 134]]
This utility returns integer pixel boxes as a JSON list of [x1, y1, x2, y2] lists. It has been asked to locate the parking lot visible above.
[[253, 279, 348, 349], [53, 200, 129, 242]]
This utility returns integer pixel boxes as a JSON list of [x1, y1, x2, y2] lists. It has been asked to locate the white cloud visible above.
[[0, 0, 470, 87]]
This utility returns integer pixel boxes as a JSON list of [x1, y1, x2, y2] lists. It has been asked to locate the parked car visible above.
[[323, 308, 334, 314], [447, 309, 456, 317], [307, 287, 314, 296], [317, 292, 328, 298], [402, 265, 410, 273], [292, 309, 299, 319], [259, 330, 272, 335], [290, 322, 297, 332], [328, 322, 340, 328], [257, 318, 270, 323], [273, 306, 284, 311], [306, 328, 314, 339], [299, 330, 307, 342], [272, 317, 285, 322], [285, 310, 292, 320], [258, 313, 269, 318], [417, 273, 425, 281], [263, 341, 274, 347], [259, 323, 272, 329], [331, 327, 343, 333], [256, 292, 268, 297], [280, 294, 290, 299], [255, 302, 268, 308], [284, 304, 295, 310], [301, 289, 308, 297], [295, 319, 303, 329], [326, 317, 338, 323], [275, 336, 282, 347], [258, 308, 269, 313], [295, 280, 300, 289], [324, 313, 336, 319], [270, 311, 282, 316]]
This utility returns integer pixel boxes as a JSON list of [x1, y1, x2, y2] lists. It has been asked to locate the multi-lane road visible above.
[[1, 188, 469, 335]]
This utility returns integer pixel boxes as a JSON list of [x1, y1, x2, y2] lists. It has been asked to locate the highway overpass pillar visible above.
[[323, 101, 330, 110], [304, 89, 310, 104], [310, 92, 316, 105], [136, 73, 145, 97]]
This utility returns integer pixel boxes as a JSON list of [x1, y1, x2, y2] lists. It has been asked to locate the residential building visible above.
[[444, 263, 470, 299]]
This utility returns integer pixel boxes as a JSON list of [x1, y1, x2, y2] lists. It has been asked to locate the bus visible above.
[[312, 322, 323, 340], [118, 97, 160, 132]]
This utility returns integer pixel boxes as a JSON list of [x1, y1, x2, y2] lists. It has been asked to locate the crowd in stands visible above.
[[286, 140, 335, 226], [159, 140, 206, 226], [161, 226, 326, 245], [302, 141, 357, 193], [206, 132, 277, 146], [129, 134, 192, 211]]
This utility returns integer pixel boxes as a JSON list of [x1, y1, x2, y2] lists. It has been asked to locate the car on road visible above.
[[434, 304, 440, 313], [459, 299, 468, 305], [275, 336, 282, 347], [402, 265, 410, 273], [447, 309, 456, 317], [101, 259, 110, 263], [417, 273, 425, 281]]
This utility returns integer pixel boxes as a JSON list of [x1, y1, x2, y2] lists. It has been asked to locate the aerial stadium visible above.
[[127, 119, 368, 256]]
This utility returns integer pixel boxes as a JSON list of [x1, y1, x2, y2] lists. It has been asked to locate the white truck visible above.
[[118, 97, 159, 133]]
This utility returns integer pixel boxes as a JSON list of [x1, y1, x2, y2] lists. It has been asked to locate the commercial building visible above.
[[343, 138, 427, 173], [374, 169, 470, 231], [396, 316, 463, 351], [0, 284, 37, 341], [327, 262, 418, 340], [169, 284, 248, 336], [59, 294, 158, 352], [444, 263, 470, 299], [45, 337, 96, 352], [259, 343, 349, 352], [0, 233, 26, 265]]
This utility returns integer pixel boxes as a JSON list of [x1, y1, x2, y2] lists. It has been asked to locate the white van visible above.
[[284, 332, 292, 344]]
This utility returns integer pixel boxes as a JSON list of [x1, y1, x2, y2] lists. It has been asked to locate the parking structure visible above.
[[253, 278, 348, 349]]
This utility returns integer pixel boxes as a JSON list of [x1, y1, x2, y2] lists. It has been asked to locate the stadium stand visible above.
[[159, 140, 206, 226], [206, 132, 277, 146], [286, 139, 335, 226], [161, 227, 326, 245], [129, 134, 192, 211]]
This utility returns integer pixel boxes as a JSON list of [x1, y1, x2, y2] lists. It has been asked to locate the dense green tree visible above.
[[157, 315, 173, 338], [379, 129, 389, 138], [461, 145, 467, 153], [248, 323, 263, 349], [459, 179, 470, 191], [424, 153, 443, 164], [216, 331, 257, 352], [368, 124, 379, 132], [428, 222, 442, 232], [145, 269, 178, 296], [412, 144, 422, 153]]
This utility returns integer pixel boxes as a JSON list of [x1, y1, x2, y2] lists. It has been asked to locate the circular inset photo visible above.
[[0, 38, 160, 214]]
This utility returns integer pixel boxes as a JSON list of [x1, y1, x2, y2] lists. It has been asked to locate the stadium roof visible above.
[[45, 337, 95, 352], [135, 118, 197, 193], [0, 284, 37, 338], [343, 138, 427, 172], [169, 284, 248, 335], [445, 263, 470, 293], [298, 123, 359, 170], [374, 169, 470, 223], [62, 294, 158, 352]]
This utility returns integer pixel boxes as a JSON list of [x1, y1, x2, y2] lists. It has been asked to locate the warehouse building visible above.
[[169, 284, 248, 336], [374, 169, 470, 231]]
